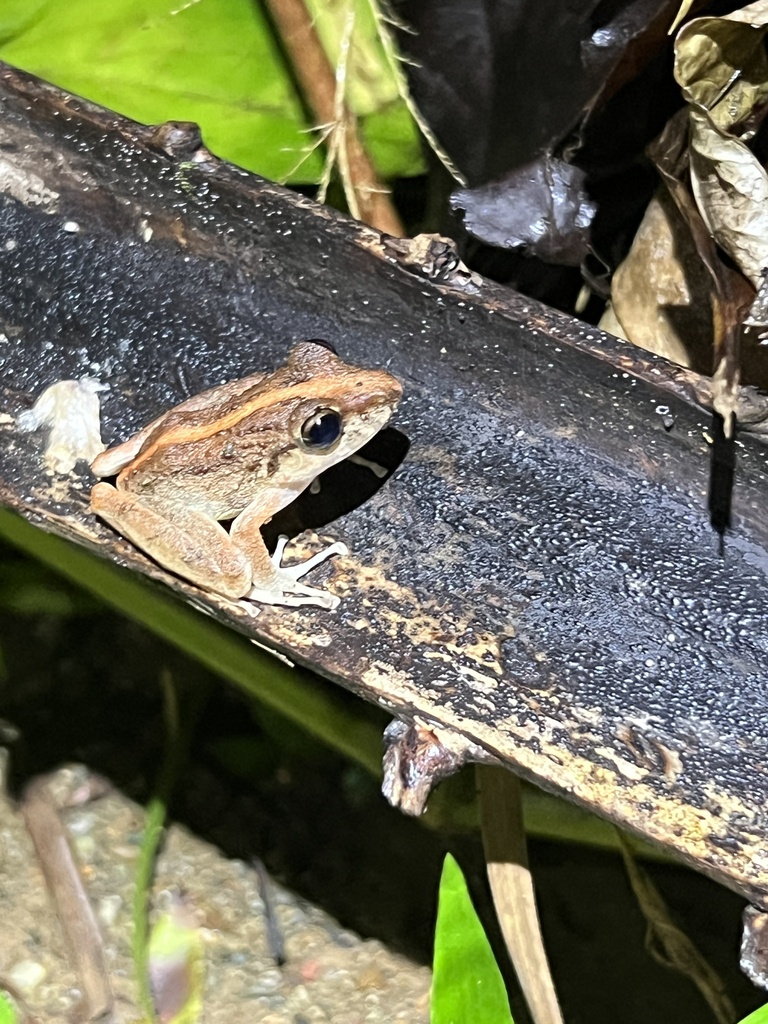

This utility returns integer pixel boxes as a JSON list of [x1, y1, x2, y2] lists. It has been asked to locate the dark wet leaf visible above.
[[395, 0, 682, 185], [450, 156, 596, 265]]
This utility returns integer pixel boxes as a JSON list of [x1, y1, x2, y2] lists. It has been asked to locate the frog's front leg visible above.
[[90, 482, 252, 599], [229, 500, 346, 610]]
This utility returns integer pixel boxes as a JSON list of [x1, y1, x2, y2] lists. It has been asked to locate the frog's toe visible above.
[[269, 535, 348, 581], [246, 579, 340, 610], [245, 534, 348, 609]]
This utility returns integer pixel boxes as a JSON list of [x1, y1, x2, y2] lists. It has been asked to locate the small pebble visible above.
[[7, 958, 47, 993]]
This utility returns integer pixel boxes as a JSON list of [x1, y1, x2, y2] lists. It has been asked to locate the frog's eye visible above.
[[300, 408, 343, 451]]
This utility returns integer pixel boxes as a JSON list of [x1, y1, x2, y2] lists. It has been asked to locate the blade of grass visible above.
[[0, 990, 22, 1024], [431, 853, 514, 1024], [0, 510, 383, 776], [740, 1006, 768, 1024]]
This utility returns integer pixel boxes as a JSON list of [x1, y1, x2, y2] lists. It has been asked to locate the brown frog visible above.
[[90, 340, 402, 610]]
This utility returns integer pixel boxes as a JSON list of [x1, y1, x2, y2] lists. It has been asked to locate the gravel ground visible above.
[[0, 761, 431, 1023]]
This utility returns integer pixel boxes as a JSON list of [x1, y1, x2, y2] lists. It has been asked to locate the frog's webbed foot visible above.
[[246, 535, 348, 610]]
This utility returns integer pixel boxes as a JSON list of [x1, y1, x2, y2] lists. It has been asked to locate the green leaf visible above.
[[0, 0, 318, 183], [0, 562, 81, 615], [739, 1006, 768, 1024], [431, 854, 514, 1024], [361, 100, 424, 181], [0, 992, 19, 1024], [0, 0, 423, 183]]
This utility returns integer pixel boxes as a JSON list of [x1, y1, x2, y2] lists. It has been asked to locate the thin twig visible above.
[[618, 830, 735, 1024], [366, 0, 466, 185], [22, 776, 113, 1023], [265, 0, 405, 235], [252, 857, 286, 966]]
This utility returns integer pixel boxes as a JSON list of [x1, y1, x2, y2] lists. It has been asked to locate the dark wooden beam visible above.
[[2, 61, 768, 905]]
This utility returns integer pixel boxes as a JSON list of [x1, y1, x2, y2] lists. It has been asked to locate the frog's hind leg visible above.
[[90, 482, 251, 599]]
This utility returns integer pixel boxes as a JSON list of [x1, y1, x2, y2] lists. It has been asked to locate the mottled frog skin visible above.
[[90, 340, 402, 609]]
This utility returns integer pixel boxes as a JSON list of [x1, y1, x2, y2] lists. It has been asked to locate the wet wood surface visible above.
[[2, 62, 768, 904]]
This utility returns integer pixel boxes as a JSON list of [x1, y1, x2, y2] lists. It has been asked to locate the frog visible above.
[[90, 339, 402, 610]]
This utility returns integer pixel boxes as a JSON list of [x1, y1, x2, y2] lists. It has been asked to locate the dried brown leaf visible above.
[[674, 0, 768, 131], [669, 0, 699, 37], [689, 107, 768, 288], [599, 189, 713, 371]]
